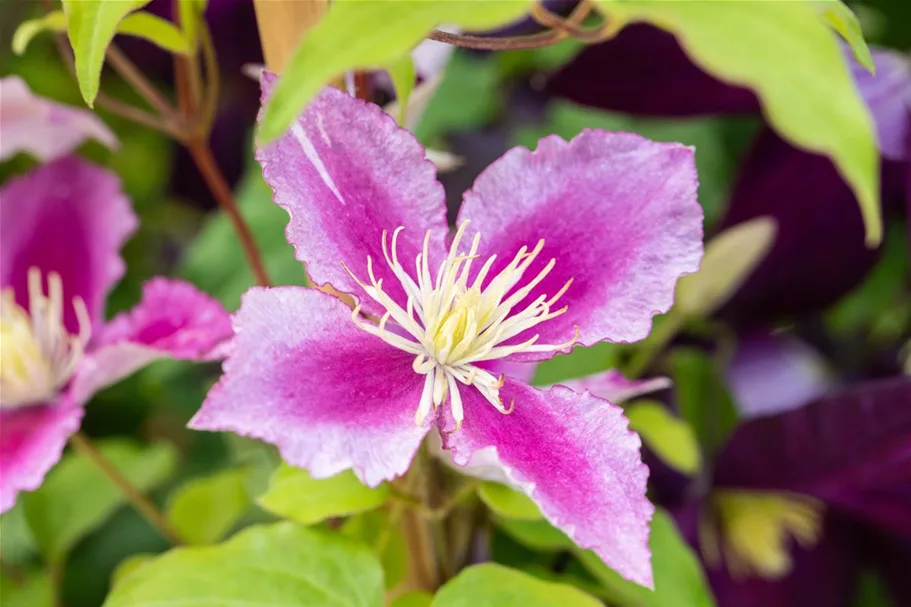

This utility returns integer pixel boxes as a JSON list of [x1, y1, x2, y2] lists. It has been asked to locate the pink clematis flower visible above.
[[0, 156, 233, 513], [191, 75, 703, 586]]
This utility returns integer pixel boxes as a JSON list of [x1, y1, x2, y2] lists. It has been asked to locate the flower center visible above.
[[699, 490, 824, 580], [0, 268, 91, 410], [345, 221, 575, 430]]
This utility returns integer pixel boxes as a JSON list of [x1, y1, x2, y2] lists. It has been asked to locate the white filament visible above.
[[0, 267, 91, 408], [344, 222, 575, 431]]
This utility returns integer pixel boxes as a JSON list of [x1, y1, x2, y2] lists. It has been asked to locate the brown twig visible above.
[[106, 46, 179, 121], [199, 23, 220, 135], [69, 433, 183, 545], [185, 139, 272, 286]]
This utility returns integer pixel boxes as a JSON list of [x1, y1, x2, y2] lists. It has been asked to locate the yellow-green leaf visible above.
[[12, 11, 68, 55], [166, 469, 250, 545], [817, 0, 874, 73], [598, 0, 881, 245], [675, 217, 777, 318], [478, 482, 542, 520], [117, 12, 190, 55], [387, 54, 416, 126], [626, 400, 701, 475], [258, 463, 389, 525], [260, 0, 535, 142], [61, 0, 153, 106]]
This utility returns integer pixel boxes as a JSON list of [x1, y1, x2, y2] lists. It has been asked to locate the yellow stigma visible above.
[[700, 490, 825, 580], [0, 267, 91, 409], [344, 221, 576, 430]]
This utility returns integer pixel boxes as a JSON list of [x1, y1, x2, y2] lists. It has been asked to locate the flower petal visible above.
[[547, 24, 759, 117], [850, 46, 911, 162], [0, 396, 82, 513], [442, 380, 654, 587], [561, 369, 672, 404], [68, 278, 233, 405], [256, 74, 448, 315], [190, 287, 430, 487], [0, 76, 118, 162], [459, 130, 702, 354], [0, 157, 136, 332]]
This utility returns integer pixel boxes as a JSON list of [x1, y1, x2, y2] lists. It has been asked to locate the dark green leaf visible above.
[[669, 348, 739, 456]]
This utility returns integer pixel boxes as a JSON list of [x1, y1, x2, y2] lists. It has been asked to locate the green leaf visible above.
[[392, 591, 434, 607], [626, 400, 702, 476], [669, 348, 739, 456], [433, 563, 602, 607], [478, 483, 542, 520], [599, 0, 881, 244], [576, 510, 715, 607], [117, 12, 190, 55], [817, 0, 874, 73], [259, 463, 389, 525], [531, 342, 619, 386], [110, 553, 155, 587], [180, 165, 306, 309], [22, 439, 177, 562], [0, 570, 53, 607], [387, 55, 416, 126], [61, 0, 153, 106], [495, 518, 574, 552], [178, 0, 207, 50], [674, 218, 777, 318], [341, 511, 408, 589], [12, 11, 68, 55], [260, 0, 535, 142], [166, 469, 250, 545], [103, 523, 385, 607]]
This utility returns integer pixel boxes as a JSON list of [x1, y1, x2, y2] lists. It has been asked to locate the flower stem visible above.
[[105, 46, 180, 122], [68, 433, 183, 546], [185, 139, 272, 287]]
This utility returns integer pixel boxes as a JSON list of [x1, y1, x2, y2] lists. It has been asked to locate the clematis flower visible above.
[[0, 76, 118, 162], [0, 156, 233, 513], [190, 74, 703, 586], [549, 29, 911, 326]]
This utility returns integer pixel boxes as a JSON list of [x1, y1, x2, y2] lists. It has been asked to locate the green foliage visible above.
[[166, 469, 251, 545], [388, 55, 417, 126], [576, 510, 715, 607], [434, 563, 602, 607], [341, 511, 408, 589], [670, 348, 740, 455], [110, 554, 155, 587], [60, 0, 152, 106], [0, 570, 53, 607], [626, 400, 701, 476], [532, 342, 619, 386], [12, 11, 67, 55], [180, 166, 306, 309], [103, 523, 385, 607], [495, 518, 574, 552], [22, 440, 177, 562], [259, 463, 390, 525], [478, 483, 542, 520], [597, 0, 881, 244], [116, 12, 190, 55], [393, 591, 434, 607], [259, 0, 535, 142], [817, 0, 874, 72]]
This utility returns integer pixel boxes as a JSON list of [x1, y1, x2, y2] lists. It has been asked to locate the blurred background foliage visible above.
[[1, 0, 909, 606]]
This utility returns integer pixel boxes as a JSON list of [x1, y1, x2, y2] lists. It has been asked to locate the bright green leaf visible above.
[[599, 0, 881, 244], [180, 164, 306, 309], [576, 510, 715, 607], [259, 463, 389, 525], [110, 553, 155, 587], [103, 523, 384, 607], [12, 11, 68, 55], [626, 400, 702, 476], [387, 55, 416, 126], [117, 12, 190, 55], [22, 439, 177, 562], [178, 0, 207, 49], [531, 342, 619, 386], [342, 511, 408, 589], [478, 483, 541, 520], [166, 469, 250, 545], [392, 591, 434, 607], [433, 563, 602, 607], [670, 348, 740, 455], [817, 0, 874, 73], [260, 0, 535, 142], [495, 518, 574, 552], [61, 0, 153, 106], [0, 570, 53, 607], [675, 217, 777, 318]]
